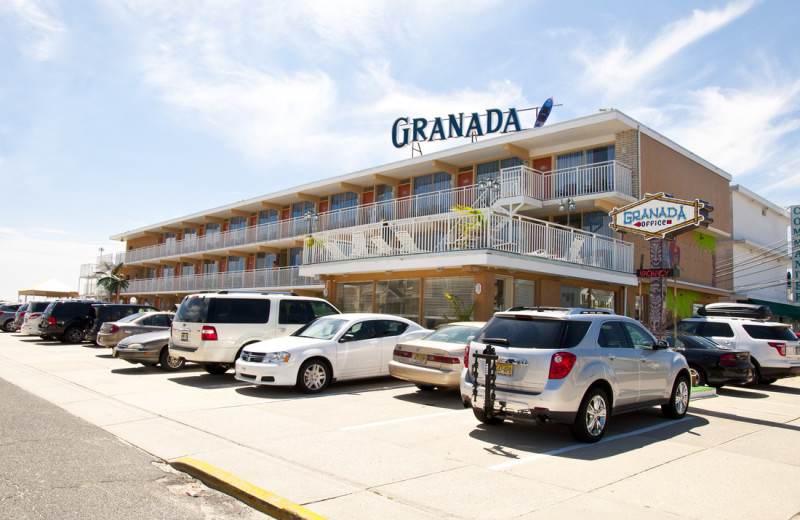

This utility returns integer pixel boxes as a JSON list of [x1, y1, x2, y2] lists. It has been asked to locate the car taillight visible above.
[[201, 326, 218, 341], [549, 351, 577, 379], [719, 353, 737, 366], [767, 342, 786, 356], [109, 325, 119, 333], [464, 344, 470, 368], [48, 317, 56, 326], [393, 348, 412, 358], [30, 313, 42, 319], [429, 354, 460, 364]]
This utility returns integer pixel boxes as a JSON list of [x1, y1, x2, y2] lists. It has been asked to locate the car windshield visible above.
[[476, 316, 590, 349], [294, 318, 349, 339], [425, 324, 482, 344], [668, 333, 723, 350]]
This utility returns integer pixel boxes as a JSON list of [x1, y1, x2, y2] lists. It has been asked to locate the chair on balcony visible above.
[[370, 236, 395, 255], [323, 239, 348, 261], [351, 231, 369, 258], [396, 230, 426, 254]]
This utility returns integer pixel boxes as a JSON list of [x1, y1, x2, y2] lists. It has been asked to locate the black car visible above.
[[84, 304, 159, 344], [39, 300, 103, 343], [1, 303, 22, 332], [665, 332, 754, 387]]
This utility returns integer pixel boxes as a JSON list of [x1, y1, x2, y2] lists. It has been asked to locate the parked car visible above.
[[38, 300, 103, 343], [677, 303, 800, 384], [0, 303, 22, 332], [97, 311, 174, 348], [665, 332, 754, 387], [85, 303, 160, 344], [12, 303, 30, 331], [235, 313, 429, 393], [20, 301, 53, 335], [461, 307, 691, 443], [114, 330, 185, 371], [170, 291, 341, 374], [389, 321, 486, 390]]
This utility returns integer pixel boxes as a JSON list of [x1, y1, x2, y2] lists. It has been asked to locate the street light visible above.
[[304, 210, 319, 234], [559, 198, 576, 227], [477, 178, 501, 207]]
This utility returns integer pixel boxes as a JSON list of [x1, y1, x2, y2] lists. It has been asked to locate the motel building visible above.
[[107, 109, 737, 328]]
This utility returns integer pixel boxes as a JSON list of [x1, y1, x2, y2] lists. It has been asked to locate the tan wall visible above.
[[126, 235, 159, 250]]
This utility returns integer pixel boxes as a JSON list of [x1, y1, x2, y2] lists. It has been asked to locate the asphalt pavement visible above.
[[0, 377, 271, 520]]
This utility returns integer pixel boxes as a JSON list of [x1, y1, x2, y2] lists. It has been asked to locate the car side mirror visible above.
[[340, 333, 355, 343], [654, 340, 670, 350]]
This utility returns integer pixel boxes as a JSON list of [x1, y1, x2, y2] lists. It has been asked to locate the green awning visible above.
[[748, 298, 800, 320]]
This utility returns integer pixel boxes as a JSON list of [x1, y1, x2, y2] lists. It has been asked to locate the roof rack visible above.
[[504, 307, 615, 315], [198, 290, 299, 296], [567, 309, 615, 315], [698, 303, 771, 319]]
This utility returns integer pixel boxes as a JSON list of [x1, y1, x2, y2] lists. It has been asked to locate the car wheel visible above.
[[745, 363, 762, 386], [472, 407, 504, 425], [688, 365, 707, 387], [415, 383, 435, 391], [662, 375, 690, 419], [570, 388, 609, 443], [159, 347, 185, 371], [63, 327, 84, 344], [296, 359, 330, 394], [2, 320, 15, 332], [202, 363, 229, 374]]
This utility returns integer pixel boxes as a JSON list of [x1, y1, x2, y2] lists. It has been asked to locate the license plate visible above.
[[412, 353, 427, 364], [181, 332, 188, 341], [496, 363, 513, 377]]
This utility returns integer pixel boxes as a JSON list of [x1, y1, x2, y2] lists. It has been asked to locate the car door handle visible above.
[[605, 354, 615, 360]]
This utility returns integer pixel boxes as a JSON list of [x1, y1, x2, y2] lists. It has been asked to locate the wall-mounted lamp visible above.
[[558, 198, 576, 227]]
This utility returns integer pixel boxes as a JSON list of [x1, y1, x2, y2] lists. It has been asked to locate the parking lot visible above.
[[1, 332, 799, 520]]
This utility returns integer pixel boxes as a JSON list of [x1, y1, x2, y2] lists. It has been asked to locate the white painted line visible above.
[[490, 418, 688, 470], [341, 409, 468, 431]]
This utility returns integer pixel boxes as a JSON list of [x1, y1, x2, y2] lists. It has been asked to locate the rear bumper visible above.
[[388, 360, 461, 388], [759, 363, 800, 379], [114, 349, 160, 365]]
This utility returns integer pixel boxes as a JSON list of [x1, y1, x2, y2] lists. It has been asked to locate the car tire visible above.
[[159, 347, 185, 371], [63, 327, 84, 344], [296, 359, 330, 394], [570, 388, 609, 443], [2, 320, 15, 332], [472, 407, 504, 425], [662, 375, 690, 419], [745, 363, 762, 386], [202, 363, 229, 374], [415, 383, 435, 391], [688, 365, 707, 387]]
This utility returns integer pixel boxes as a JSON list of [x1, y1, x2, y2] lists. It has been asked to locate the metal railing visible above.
[[117, 161, 633, 265], [303, 209, 633, 273], [120, 266, 321, 295]]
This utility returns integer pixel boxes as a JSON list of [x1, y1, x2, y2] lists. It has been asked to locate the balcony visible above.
[[301, 209, 634, 274], [120, 266, 321, 296], [117, 160, 633, 265]]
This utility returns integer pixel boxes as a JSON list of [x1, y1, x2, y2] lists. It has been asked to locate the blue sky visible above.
[[1, 0, 798, 299]]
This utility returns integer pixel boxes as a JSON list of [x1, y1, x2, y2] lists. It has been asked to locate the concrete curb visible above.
[[170, 457, 327, 520]]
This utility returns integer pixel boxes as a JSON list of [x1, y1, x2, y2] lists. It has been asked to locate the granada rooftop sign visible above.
[[391, 108, 522, 148], [609, 192, 713, 240]]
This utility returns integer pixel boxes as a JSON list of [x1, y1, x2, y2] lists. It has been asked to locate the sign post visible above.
[[611, 193, 713, 340], [792, 206, 800, 302]]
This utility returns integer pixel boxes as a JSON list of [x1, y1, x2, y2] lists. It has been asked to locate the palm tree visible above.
[[95, 262, 129, 303]]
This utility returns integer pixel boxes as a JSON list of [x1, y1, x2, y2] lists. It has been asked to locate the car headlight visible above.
[[263, 351, 291, 363]]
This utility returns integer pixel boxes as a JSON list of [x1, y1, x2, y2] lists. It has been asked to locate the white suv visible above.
[[169, 291, 340, 374], [677, 303, 800, 385], [461, 308, 691, 443]]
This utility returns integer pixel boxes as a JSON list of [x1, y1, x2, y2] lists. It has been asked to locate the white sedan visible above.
[[234, 313, 429, 393]]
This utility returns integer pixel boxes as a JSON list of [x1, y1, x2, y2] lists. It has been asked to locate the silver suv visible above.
[[677, 303, 800, 385], [460, 308, 691, 443]]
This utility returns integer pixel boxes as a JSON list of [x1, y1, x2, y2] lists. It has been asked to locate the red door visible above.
[[397, 183, 411, 219], [533, 157, 553, 198]]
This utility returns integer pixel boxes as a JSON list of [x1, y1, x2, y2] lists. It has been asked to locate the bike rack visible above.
[[471, 344, 498, 419]]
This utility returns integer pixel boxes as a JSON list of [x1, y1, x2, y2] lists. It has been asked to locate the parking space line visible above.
[[489, 418, 688, 470], [341, 409, 468, 431]]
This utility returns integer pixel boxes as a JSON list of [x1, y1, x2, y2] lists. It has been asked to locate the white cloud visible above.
[[1, 0, 66, 61]]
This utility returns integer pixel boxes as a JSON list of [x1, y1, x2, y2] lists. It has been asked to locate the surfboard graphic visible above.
[[534, 97, 553, 128]]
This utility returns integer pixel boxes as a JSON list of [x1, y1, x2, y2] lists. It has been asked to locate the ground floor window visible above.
[[376, 279, 420, 322], [337, 281, 373, 313], [422, 276, 475, 328], [561, 285, 616, 310], [514, 279, 535, 308]]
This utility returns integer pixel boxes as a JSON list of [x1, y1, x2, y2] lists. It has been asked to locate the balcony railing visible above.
[[118, 160, 633, 265], [303, 209, 633, 273], [120, 266, 321, 295]]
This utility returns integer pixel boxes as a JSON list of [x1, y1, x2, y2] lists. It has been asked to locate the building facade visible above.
[[108, 110, 736, 327]]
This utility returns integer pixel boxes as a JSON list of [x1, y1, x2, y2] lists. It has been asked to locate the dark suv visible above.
[[84, 304, 159, 344], [39, 300, 103, 343]]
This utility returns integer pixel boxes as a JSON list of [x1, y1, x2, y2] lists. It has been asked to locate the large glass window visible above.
[[337, 281, 373, 313], [513, 279, 535, 308], [555, 145, 616, 197], [227, 256, 245, 272], [422, 276, 474, 328], [376, 279, 420, 322], [230, 216, 248, 231], [560, 286, 615, 310], [330, 192, 358, 227], [413, 172, 451, 216]]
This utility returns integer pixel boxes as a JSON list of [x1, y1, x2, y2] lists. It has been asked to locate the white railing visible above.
[[303, 209, 633, 273], [120, 266, 321, 295], [117, 161, 633, 265]]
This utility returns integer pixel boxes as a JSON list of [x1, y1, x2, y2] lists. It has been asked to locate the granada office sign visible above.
[[609, 192, 712, 240], [391, 108, 522, 148]]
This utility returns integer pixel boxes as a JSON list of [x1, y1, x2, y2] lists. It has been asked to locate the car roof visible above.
[[495, 307, 618, 320]]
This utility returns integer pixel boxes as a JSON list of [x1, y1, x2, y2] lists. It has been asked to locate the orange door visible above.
[[363, 191, 375, 205]]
